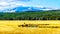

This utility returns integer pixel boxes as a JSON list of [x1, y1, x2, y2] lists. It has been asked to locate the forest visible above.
[[0, 10, 60, 20]]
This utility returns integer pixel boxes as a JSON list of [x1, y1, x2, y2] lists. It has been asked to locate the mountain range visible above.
[[0, 6, 59, 12]]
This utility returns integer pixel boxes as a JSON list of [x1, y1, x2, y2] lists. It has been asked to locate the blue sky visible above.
[[0, 0, 60, 12], [20, 0, 60, 8]]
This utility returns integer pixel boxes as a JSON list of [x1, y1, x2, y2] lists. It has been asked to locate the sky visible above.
[[0, 0, 60, 12]]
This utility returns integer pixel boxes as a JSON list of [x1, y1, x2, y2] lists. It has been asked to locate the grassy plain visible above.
[[0, 20, 60, 34]]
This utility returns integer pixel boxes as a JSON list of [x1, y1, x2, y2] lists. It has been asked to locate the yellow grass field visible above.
[[0, 20, 60, 34]]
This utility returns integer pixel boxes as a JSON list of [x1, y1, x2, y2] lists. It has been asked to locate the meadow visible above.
[[0, 20, 60, 34]]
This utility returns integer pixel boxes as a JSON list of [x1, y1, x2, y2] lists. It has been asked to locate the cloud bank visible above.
[[0, 0, 30, 12]]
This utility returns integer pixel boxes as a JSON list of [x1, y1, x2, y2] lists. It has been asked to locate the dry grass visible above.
[[0, 20, 60, 34]]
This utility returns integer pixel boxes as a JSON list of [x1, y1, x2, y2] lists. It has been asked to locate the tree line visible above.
[[0, 10, 60, 20]]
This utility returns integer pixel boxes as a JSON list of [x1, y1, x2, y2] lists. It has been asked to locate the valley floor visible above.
[[0, 20, 60, 34]]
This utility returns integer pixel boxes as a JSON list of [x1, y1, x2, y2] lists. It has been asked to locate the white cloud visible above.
[[35, 6, 44, 8], [0, 0, 28, 12], [0, 2, 9, 6], [43, 9, 52, 11]]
